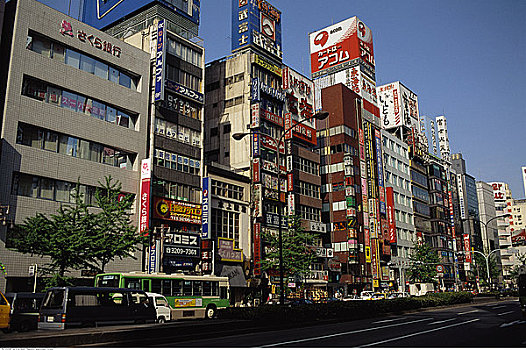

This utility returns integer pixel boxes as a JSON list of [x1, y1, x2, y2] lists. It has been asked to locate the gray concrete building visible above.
[[0, 0, 151, 292]]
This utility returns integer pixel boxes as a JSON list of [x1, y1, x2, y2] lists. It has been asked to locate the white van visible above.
[[146, 293, 171, 323]]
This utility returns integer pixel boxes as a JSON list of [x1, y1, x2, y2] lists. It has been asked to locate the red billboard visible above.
[[309, 16, 375, 75], [463, 234, 472, 263]]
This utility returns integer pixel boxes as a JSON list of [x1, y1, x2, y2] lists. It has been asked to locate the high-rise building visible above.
[[0, 0, 151, 292], [204, 0, 327, 300], [310, 17, 390, 292], [82, 0, 206, 275]]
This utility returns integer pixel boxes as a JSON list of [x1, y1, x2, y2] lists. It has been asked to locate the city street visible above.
[[153, 299, 524, 348]]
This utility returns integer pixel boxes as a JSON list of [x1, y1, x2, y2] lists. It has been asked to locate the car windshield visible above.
[[42, 290, 65, 309]]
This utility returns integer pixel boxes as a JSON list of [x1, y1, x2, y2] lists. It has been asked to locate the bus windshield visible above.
[[97, 274, 120, 288], [42, 290, 65, 309]]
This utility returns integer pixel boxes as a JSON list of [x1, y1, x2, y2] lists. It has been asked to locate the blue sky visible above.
[[39, 0, 526, 199]]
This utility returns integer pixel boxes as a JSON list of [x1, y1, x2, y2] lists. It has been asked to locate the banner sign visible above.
[[165, 79, 204, 104], [254, 53, 282, 76], [202, 177, 210, 239], [386, 187, 396, 244], [251, 103, 260, 128], [254, 223, 262, 276], [463, 234, 472, 263], [217, 238, 243, 262], [139, 159, 151, 234], [254, 184, 263, 217], [253, 158, 260, 183], [154, 19, 165, 102], [153, 197, 201, 224]]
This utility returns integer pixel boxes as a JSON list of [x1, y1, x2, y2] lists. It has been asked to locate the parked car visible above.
[[5, 292, 44, 332], [387, 292, 410, 299], [0, 291, 10, 332], [38, 287, 156, 330], [360, 291, 374, 300], [342, 295, 361, 301], [372, 292, 387, 300], [146, 292, 171, 323]]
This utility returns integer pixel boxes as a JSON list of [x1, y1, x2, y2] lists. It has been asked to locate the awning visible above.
[[216, 264, 247, 287]]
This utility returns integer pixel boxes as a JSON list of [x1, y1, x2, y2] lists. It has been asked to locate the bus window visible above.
[[173, 280, 183, 296], [203, 281, 211, 296], [162, 280, 172, 296], [141, 279, 150, 292], [151, 279, 162, 294], [193, 281, 202, 296], [220, 287, 228, 300], [183, 281, 192, 296], [212, 282, 219, 296], [98, 275, 120, 287], [124, 278, 140, 290]]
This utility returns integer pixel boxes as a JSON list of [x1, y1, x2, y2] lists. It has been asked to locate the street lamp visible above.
[[233, 110, 329, 305], [460, 214, 510, 290]]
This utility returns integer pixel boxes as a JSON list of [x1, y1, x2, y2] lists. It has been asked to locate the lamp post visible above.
[[460, 214, 510, 291], [233, 110, 329, 305]]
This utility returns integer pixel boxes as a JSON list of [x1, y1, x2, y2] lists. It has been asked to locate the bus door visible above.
[[141, 279, 151, 292]]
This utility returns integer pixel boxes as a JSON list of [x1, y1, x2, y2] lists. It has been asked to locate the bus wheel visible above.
[[205, 305, 217, 319]]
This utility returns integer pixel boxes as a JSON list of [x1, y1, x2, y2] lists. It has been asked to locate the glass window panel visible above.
[[109, 67, 119, 83], [52, 42, 65, 62], [94, 60, 109, 79], [43, 131, 58, 152], [76, 95, 86, 113], [46, 86, 61, 105], [119, 72, 131, 88], [91, 101, 106, 120], [183, 281, 192, 296], [58, 135, 78, 157], [32, 37, 51, 57], [80, 55, 95, 74], [78, 139, 91, 160], [61, 90, 78, 111], [116, 111, 129, 128], [65, 49, 80, 69], [40, 178, 54, 200], [90, 143, 102, 163], [106, 106, 116, 124], [55, 181, 71, 202], [103, 147, 115, 166]]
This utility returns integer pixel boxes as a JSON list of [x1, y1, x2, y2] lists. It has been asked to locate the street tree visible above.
[[85, 176, 146, 273], [9, 177, 145, 286], [407, 241, 440, 283], [507, 252, 526, 286], [260, 214, 320, 282]]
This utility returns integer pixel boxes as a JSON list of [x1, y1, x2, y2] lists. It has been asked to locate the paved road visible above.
[[154, 299, 525, 347]]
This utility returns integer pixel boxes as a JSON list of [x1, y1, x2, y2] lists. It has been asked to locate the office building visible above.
[[0, 0, 151, 292]]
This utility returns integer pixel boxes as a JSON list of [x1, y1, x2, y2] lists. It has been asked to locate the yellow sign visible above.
[[254, 54, 282, 77], [373, 279, 379, 288], [365, 246, 371, 263], [173, 298, 203, 308]]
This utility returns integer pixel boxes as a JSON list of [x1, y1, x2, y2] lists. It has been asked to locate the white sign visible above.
[[309, 221, 327, 233]]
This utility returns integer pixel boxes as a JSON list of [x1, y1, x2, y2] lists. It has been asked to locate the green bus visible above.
[[94, 272, 229, 319]]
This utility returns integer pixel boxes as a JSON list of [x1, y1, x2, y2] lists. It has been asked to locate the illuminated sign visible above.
[[154, 19, 165, 102], [202, 177, 210, 239], [254, 54, 282, 76], [139, 159, 151, 234], [153, 197, 201, 224], [165, 79, 203, 104]]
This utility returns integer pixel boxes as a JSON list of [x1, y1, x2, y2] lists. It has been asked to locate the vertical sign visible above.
[[154, 19, 165, 102], [202, 177, 210, 239], [375, 129, 386, 214], [140, 159, 151, 234], [463, 234, 472, 263], [251, 103, 260, 128], [253, 158, 260, 182], [522, 167, 526, 199], [386, 187, 397, 244], [254, 223, 262, 276], [252, 133, 260, 157]]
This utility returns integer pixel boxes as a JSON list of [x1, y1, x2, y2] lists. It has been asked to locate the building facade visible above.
[[0, 0, 151, 292]]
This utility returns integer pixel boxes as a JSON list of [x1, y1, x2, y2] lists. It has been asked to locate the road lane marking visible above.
[[429, 318, 456, 325], [500, 320, 526, 328], [259, 317, 434, 347], [359, 318, 480, 347], [492, 305, 506, 309], [457, 309, 480, 315], [498, 311, 514, 316], [372, 317, 407, 324]]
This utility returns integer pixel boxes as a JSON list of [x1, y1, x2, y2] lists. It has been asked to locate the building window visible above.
[[211, 208, 240, 248], [211, 180, 244, 201], [17, 123, 134, 169], [27, 32, 139, 90], [22, 76, 136, 129], [153, 148, 200, 175], [155, 118, 200, 147], [152, 179, 200, 203]]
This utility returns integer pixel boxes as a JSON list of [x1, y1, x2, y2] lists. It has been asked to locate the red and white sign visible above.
[[60, 20, 122, 58], [463, 234, 472, 263], [251, 103, 260, 128], [386, 187, 396, 244], [309, 16, 374, 75], [254, 223, 262, 276], [436, 265, 444, 273], [139, 159, 151, 234], [377, 82, 420, 130], [287, 173, 294, 192], [489, 182, 507, 202], [253, 158, 260, 183], [261, 109, 284, 127]]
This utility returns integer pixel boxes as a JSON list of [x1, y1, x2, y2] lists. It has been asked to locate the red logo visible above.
[[314, 31, 329, 47], [358, 22, 366, 37], [60, 20, 73, 37]]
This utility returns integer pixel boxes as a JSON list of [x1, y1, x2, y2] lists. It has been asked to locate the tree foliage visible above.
[[9, 176, 145, 284], [407, 241, 440, 283], [260, 215, 320, 280], [470, 249, 500, 287]]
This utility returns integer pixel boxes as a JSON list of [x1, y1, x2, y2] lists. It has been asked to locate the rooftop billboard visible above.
[[309, 16, 375, 76], [82, 0, 200, 29]]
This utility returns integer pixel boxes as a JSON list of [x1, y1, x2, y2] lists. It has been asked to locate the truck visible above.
[[409, 283, 435, 296]]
